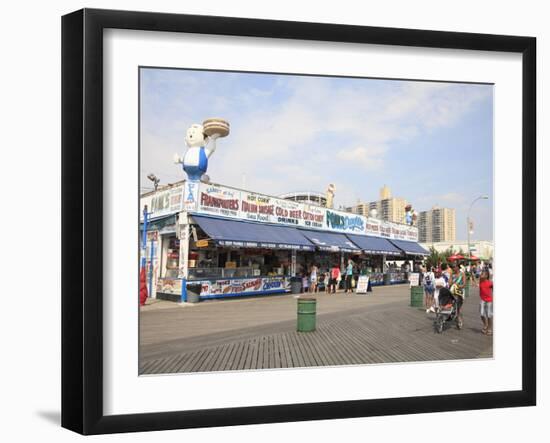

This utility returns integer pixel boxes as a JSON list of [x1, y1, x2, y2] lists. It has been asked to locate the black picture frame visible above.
[[62, 8, 536, 435]]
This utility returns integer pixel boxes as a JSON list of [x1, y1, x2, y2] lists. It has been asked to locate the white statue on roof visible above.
[[174, 118, 230, 182]]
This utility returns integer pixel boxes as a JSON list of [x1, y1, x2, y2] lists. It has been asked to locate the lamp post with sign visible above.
[[467, 195, 489, 264], [141, 205, 149, 268]]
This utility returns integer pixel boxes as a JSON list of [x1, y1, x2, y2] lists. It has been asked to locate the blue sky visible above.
[[140, 68, 493, 241]]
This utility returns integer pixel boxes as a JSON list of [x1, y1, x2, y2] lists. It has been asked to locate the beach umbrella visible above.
[[448, 254, 465, 261]]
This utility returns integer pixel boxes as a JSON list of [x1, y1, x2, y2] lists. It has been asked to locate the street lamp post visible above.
[[147, 173, 160, 191], [467, 195, 489, 264]]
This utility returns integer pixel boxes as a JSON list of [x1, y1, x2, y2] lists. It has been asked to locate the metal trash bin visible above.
[[410, 285, 424, 307], [186, 283, 202, 304], [290, 276, 302, 294], [297, 297, 316, 332]]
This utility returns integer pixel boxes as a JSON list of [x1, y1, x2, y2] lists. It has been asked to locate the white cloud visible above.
[[141, 71, 492, 201], [336, 146, 386, 170], [416, 192, 468, 211]]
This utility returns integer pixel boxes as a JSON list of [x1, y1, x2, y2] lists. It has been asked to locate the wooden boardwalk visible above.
[[139, 286, 492, 375]]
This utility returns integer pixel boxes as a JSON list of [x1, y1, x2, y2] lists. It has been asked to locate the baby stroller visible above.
[[433, 287, 460, 333]]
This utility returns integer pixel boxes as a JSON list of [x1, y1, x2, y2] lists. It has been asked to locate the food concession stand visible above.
[[140, 181, 428, 302]]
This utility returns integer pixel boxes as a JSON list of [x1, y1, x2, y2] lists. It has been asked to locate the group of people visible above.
[[301, 259, 356, 294], [421, 261, 493, 335]]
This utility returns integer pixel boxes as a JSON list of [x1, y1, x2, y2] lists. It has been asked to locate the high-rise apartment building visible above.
[[345, 185, 408, 224], [345, 201, 369, 216], [418, 206, 456, 243]]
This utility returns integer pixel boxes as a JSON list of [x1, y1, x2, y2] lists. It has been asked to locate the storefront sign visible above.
[[141, 181, 418, 241], [365, 218, 381, 236], [198, 276, 290, 298], [302, 204, 325, 229], [388, 222, 418, 242], [183, 181, 199, 212], [140, 184, 184, 220], [195, 239, 209, 248], [240, 191, 276, 223], [325, 210, 365, 233], [197, 185, 240, 218], [193, 182, 418, 240]]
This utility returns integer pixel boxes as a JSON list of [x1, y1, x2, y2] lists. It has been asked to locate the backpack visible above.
[[424, 272, 433, 287]]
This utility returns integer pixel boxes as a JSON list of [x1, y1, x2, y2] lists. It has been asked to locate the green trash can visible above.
[[465, 283, 470, 298], [297, 297, 316, 332], [410, 285, 424, 307]]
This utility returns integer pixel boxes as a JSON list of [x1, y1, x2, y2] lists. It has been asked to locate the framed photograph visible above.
[[62, 8, 536, 435]]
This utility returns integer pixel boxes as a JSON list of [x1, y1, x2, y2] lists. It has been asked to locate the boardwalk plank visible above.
[[227, 340, 245, 371], [280, 333, 293, 368], [218, 343, 235, 371], [273, 334, 283, 368], [244, 338, 258, 370], [140, 285, 492, 374]]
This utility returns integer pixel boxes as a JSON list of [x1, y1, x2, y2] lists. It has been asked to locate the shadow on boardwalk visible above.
[[139, 285, 492, 375]]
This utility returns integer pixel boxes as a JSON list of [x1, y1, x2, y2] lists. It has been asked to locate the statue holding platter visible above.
[[175, 118, 230, 181]]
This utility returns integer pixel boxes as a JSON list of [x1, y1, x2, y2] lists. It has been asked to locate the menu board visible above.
[[355, 275, 370, 294]]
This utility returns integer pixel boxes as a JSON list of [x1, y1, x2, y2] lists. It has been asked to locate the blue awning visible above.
[[390, 239, 430, 256], [299, 229, 360, 252], [345, 234, 403, 255], [140, 214, 176, 232], [191, 215, 315, 250]]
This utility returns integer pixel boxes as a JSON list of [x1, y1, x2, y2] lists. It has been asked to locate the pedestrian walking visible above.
[[309, 264, 318, 293], [344, 259, 354, 293], [441, 262, 451, 288], [423, 266, 435, 311], [302, 271, 309, 294], [450, 263, 466, 329], [479, 270, 493, 335], [329, 263, 340, 294]]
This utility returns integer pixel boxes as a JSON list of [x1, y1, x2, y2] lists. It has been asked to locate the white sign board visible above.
[[355, 275, 370, 294], [140, 184, 184, 221], [408, 272, 420, 287]]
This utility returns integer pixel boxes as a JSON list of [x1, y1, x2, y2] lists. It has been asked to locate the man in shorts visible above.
[[450, 263, 466, 329], [479, 270, 493, 335]]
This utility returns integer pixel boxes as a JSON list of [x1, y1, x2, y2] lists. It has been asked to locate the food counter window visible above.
[[163, 236, 180, 278], [187, 247, 289, 280]]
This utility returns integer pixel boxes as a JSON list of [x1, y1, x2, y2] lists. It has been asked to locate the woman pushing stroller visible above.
[[450, 263, 466, 329], [431, 266, 464, 333]]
